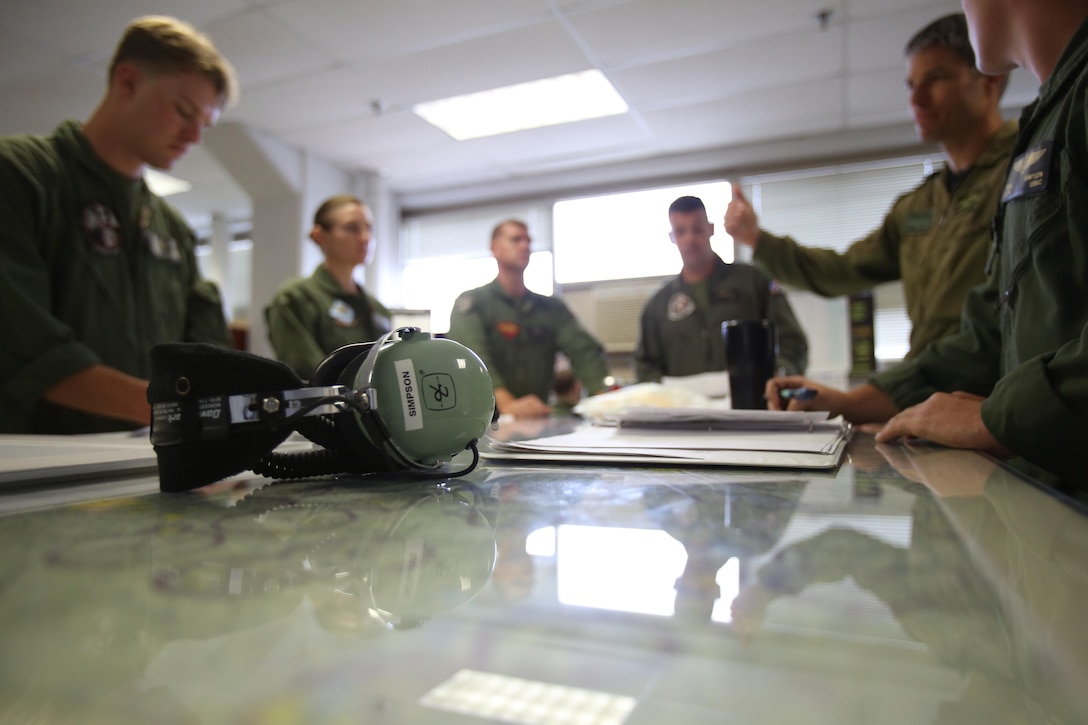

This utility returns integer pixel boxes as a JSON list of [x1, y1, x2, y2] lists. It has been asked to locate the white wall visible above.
[[205, 122, 375, 357], [785, 290, 851, 378]]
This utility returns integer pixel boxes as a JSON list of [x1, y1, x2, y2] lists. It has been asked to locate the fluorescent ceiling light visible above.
[[413, 69, 628, 141], [144, 168, 192, 197], [420, 669, 637, 725]]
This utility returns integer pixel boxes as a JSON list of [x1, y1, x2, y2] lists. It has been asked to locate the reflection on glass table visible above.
[[0, 431, 1085, 724]]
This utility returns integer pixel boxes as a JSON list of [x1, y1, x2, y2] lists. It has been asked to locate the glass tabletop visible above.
[[0, 429, 1084, 724]]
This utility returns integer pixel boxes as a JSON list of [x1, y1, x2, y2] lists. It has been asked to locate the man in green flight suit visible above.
[[447, 219, 609, 418], [265, 195, 392, 380], [725, 13, 1015, 360], [636, 195, 809, 383], [770, 0, 1088, 493], [0, 16, 236, 434]]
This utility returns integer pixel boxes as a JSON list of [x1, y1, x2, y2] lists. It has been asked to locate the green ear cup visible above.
[[355, 330, 495, 466]]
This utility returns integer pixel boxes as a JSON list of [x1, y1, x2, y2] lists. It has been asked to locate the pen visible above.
[[779, 387, 817, 401]]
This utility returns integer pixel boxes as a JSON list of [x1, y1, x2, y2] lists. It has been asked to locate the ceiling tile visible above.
[[359, 142, 506, 191], [203, 9, 336, 89], [643, 77, 846, 153], [470, 114, 651, 167], [344, 20, 592, 107], [2, 0, 248, 58], [278, 111, 451, 162], [224, 66, 376, 133], [846, 2, 962, 72], [0, 66, 105, 137], [0, 27, 70, 87], [611, 25, 844, 111], [267, 0, 553, 64], [843, 0, 959, 18], [567, 0, 828, 67]]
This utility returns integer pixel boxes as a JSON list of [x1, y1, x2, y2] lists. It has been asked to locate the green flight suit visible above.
[[264, 265, 392, 380], [751, 121, 1018, 359], [447, 279, 608, 401], [0, 121, 231, 434], [636, 255, 809, 381], [872, 18, 1088, 490]]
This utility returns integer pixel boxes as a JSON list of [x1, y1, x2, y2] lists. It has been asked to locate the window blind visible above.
[[399, 201, 555, 333], [740, 156, 936, 362], [400, 202, 553, 262], [740, 156, 932, 254], [399, 155, 939, 361]]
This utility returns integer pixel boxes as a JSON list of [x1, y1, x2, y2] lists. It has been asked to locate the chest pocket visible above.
[[142, 230, 188, 336], [77, 201, 130, 306], [1003, 140, 1053, 203], [710, 284, 759, 322], [995, 145, 1066, 315], [523, 323, 553, 343], [902, 210, 934, 235]]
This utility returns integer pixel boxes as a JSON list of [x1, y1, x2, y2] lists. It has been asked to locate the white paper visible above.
[[496, 424, 844, 455], [610, 407, 829, 431], [660, 371, 730, 399]]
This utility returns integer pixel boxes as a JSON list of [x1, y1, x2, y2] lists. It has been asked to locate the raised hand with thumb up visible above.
[[724, 182, 761, 250]]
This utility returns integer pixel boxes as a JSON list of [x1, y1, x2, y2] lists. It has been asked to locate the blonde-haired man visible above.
[[0, 16, 238, 433]]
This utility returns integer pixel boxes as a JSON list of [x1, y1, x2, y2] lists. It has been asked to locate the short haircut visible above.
[[669, 196, 707, 216], [905, 13, 975, 67], [491, 219, 528, 243], [109, 15, 238, 107], [313, 194, 365, 228], [905, 13, 1007, 96]]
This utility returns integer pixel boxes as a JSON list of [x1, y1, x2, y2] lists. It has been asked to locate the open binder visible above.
[[482, 408, 852, 470]]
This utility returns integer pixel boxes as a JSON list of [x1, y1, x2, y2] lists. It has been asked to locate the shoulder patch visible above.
[[455, 295, 474, 314]]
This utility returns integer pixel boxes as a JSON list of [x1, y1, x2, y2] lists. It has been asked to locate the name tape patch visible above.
[[394, 358, 423, 431], [1003, 140, 1052, 202]]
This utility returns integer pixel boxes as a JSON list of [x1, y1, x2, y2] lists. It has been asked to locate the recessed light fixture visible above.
[[412, 69, 628, 141], [144, 168, 193, 197], [420, 669, 637, 725]]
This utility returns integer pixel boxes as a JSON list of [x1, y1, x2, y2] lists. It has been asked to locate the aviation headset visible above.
[[148, 327, 497, 492]]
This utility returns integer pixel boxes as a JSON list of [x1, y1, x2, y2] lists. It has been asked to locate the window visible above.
[[402, 252, 553, 334], [400, 202, 553, 333], [398, 154, 938, 366], [552, 180, 732, 284], [195, 238, 253, 322], [738, 156, 935, 363]]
